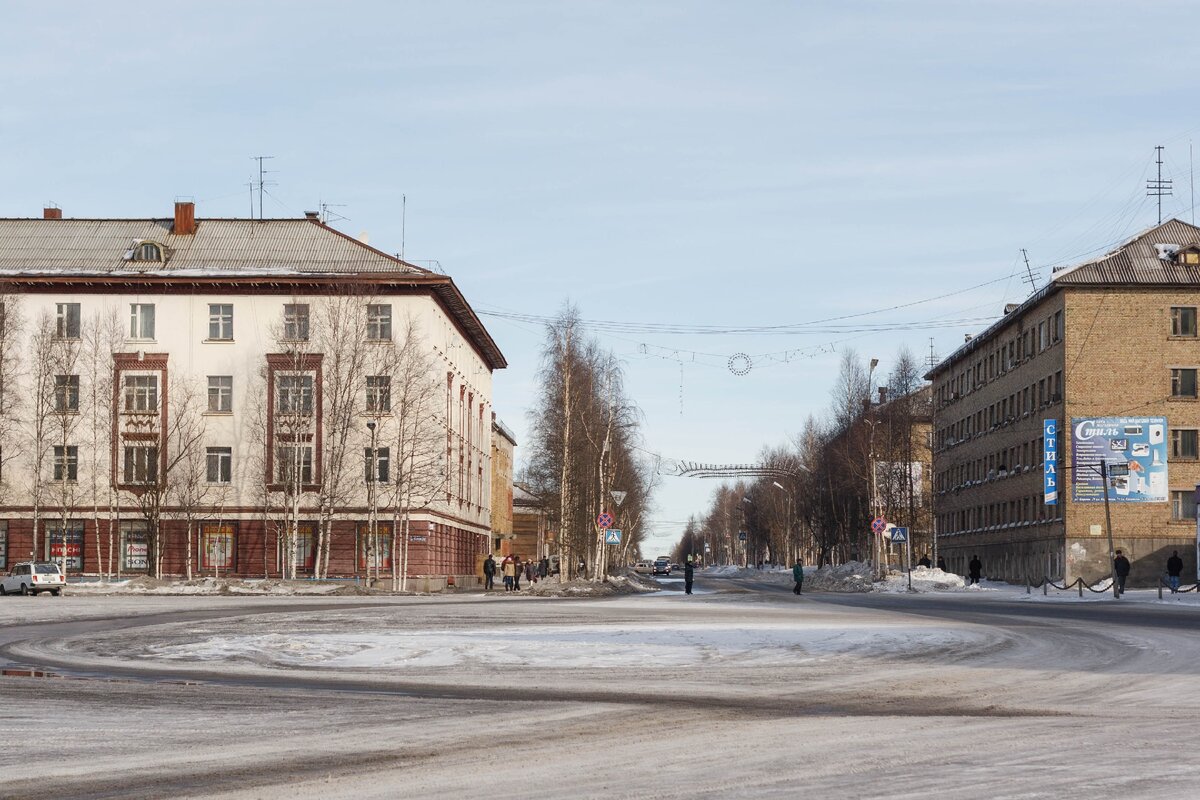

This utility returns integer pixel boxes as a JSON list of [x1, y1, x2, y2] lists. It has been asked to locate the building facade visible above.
[[0, 203, 506, 580], [489, 415, 516, 555], [930, 220, 1200, 585]]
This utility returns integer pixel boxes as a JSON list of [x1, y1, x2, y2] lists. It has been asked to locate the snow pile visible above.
[[68, 576, 350, 596], [523, 573, 659, 597], [874, 566, 968, 593]]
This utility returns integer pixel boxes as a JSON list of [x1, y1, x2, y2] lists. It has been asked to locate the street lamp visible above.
[[366, 421, 378, 585], [867, 358, 881, 579]]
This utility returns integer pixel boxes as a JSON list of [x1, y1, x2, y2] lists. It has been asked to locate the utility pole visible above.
[[1100, 460, 1119, 599], [1147, 145, 1173, 225]]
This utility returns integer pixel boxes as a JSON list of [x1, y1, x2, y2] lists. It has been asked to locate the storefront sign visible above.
[[47, 523, 84, 571], [1044, 419, 1058, 505], [1071, 417, 1168, 503]]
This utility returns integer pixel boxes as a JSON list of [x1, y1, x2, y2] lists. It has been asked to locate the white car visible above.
[[633, 561, 653, 574], [0, 562, 66, 596]]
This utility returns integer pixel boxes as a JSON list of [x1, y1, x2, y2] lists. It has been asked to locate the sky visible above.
[[4, 0, 1200, 556]]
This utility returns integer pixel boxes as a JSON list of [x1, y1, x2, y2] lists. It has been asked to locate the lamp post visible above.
[[867, 357, 880, 578], [741, 496, 753, 568], [366, 421, 378, 585], [772, 481, 793, 567]]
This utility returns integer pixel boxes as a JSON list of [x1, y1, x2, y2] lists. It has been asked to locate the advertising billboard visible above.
[[1044, 419, 1058, 504], [1071, 416, 1168, 503]]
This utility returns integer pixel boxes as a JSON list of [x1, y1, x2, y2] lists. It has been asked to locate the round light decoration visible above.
[[728, 353, 752, 376]]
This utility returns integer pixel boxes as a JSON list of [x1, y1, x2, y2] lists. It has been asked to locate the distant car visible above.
[[634, 561, 653, 574], [652, 558, 671, 575], [0, 562, 66, 596], [670, 563, 681, 572]]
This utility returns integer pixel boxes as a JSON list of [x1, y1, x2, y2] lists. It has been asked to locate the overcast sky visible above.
[[4, 1, 1200, 555]]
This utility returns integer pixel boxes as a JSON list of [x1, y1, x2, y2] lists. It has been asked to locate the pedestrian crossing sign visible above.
[[605, 529, 622, 544], [890, 527, 908, 543]]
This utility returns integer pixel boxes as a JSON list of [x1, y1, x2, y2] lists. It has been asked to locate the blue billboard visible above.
[[1071, 417, 1168, 503], [1043, 419, 1058, 505]]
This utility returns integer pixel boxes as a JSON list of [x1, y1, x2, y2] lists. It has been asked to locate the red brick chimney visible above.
[[43, 207, 62, 219], [174, 201, 196, 235]]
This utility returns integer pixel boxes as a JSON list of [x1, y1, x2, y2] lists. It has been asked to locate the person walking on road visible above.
[[684, 556, 695, 595], [502, 555, 515, 591], [512, 555, 523, 591], [1167, 550, 1184, 593], [483, 554, 496, 591], [1114, 550, 1131, 596], [917, 554, 932, 568], [792, 559, 804, 595], [968, 555, 982, 585]]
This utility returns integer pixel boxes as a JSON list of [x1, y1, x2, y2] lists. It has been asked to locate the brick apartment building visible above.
[[929, 219, 1200, 585], [0, 202, 506, 581]]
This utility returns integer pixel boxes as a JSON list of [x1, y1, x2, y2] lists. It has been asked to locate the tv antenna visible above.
[[250, 155, 277, 220], [1146, 145, 1173, 225], [320, 202, 348, 225], [1021, 248, 1038, 292], [926, 337, 939, 370], [401, 194, 407, 259]]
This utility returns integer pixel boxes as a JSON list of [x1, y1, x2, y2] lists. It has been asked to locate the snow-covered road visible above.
[[2, 574, 1199, 799]]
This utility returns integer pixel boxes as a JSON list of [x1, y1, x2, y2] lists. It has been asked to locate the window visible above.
[[129, 303, 156, 339], [45, 520, 84, 571], [200, 523, 236, 571], [283, 304, 310, 341], [1172, 307, 1198, 337], [277, 375, 314, 414], [206, 447, 232, 483], [357, 522, 393, 570], [52, 445, 78, 481], [366, 304, 392, 341], [133, 242, 162, 262], [1172, 490, 1197, 521], [1174, 429, 1200, 459], [119, 520, 149, 571], [283, 522, 318, 572], [1183, 251, 1200, 265], [207, 376, 233, 413], [364, 447, 390, 483], [1037, 320, 1048, 352], [275, 445, 313, 484], [123, 445, 159, 484], [124, 375, 158, 412], [56, 303, 80, 339], [366, 376, 391, 413], [1052, 310, 1063, 342], [54, 375, 79, 412], [0, 521, 7, 570], [1172, 368, 1199, 398], [208, 304, 233, 340]]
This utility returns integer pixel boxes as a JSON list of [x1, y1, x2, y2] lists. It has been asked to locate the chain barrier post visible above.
[[1158, 575, 1163, 600], [1078, 578, 1083, 598], [1044, 575, 1048, 596]]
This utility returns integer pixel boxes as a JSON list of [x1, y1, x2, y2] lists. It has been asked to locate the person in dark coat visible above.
[[684, 556, 695, 595], [1113, 550, 1131, 596], [917, 554, 932, 568], [483, 554, 496, 591], [792, 559, 804, 595], [968, 555, 982, 585], [936, 556, 947, 572], [1167, 550, 1184, 593], [512, 555, 523, 591]]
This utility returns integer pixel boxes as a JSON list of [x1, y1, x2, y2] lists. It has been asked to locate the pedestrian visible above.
[[1114, 549, 1131, 596], [917, 554, 932, 568], [512, 555, 523, 591], [538, 558, 548, 579], [578, 558, 586, 578], [792, 558, 804, 595], [936, 556, 947, 572], [502, 555, 515, 591], [684, 555, 695, 595], [483, 553, 496, 591], [524, 560, 534, 585], [968, 555, 982, 585], [1167, 549, 1184, 593]]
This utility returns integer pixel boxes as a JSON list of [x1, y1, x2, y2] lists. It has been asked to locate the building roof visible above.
[[926, 219, 1200, 379], [0, 214, 507, 370], [0, 217, 426, 274], [492, 416, 518, 446]]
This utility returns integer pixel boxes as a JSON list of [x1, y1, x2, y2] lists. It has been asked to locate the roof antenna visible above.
[[1146, 145, 1172, 225], [1191, 140, 1195, 226], [250, 155, 276, 220], [401, 194, 406, 260], [319, 202, 348, 225], [1021, 248, 1038, 292], [926, 337, 939, 370]]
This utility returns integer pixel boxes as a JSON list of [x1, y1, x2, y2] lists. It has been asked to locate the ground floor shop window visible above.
[[278, 522, 318, 572], [201, 523, 237, 572], [0, 521, 6, 570], [45, 520, 84, 571], [357, 521, 393, 571], [120, 520, 149, 572]]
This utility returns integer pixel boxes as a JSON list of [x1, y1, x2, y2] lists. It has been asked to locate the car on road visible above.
[[1, 562, 66, 596], [652, 557, 672, 575], [633, 561, 653, 574]]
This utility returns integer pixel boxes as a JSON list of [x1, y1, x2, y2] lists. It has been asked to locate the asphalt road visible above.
[[3, 576, 1200, 799]]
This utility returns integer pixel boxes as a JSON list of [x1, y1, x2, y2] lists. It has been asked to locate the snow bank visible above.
[[523, 572, 659, 597], [67, 576, 353, 596]]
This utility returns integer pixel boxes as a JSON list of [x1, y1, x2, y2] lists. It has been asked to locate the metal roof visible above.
[[0, 217, 426, 274]]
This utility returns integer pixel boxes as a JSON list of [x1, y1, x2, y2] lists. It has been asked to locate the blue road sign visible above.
[[738, 531, 747, 541], [604, 529, 622, 544], [890, 526, 909, 543]]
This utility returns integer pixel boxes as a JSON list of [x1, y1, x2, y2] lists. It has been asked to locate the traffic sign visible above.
[[604, 529, 622, 544], [597, 512, 614, 529], [611, 490, 627, 507], [871, 517, 887, 534], [738, 531, 747, 541], [890, 526, 909, 543]]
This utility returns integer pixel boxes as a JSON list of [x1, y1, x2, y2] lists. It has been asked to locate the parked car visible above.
[[0, 562, 66, 596], [652, 557, 672, 575], [634, 561, 653, 574]]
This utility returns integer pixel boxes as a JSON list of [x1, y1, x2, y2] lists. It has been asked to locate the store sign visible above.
[[1071, 417, 1168, 503], [47, 524, 84, 571], [1043, 419, 1058, 505], [124, 532, 149, 571]]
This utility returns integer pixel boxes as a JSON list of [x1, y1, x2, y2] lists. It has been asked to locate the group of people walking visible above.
[[482, 554, 551, 592]]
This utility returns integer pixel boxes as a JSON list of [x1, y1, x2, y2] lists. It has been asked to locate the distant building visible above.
[[512, 482, 552, 562], [928, 219, 1200, 585], [0, 202, 505, 581], [490, 415, 517, 554]]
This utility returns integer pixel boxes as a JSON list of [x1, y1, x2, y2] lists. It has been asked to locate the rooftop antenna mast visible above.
[[319, 202, 348, 225], [1020, 248, 1038, 292], [250, 155, 276, 220], [1146, 145, 1173, 225], [401, 194, 406, 260], [926, 337, 938, 370]]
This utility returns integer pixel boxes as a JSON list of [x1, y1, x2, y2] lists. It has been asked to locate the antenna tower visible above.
[[250, 155, 277, 220], [1146, 145, 1173, 225], [926, 337, 939, 370], [1020, 248, 1038, 292]]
